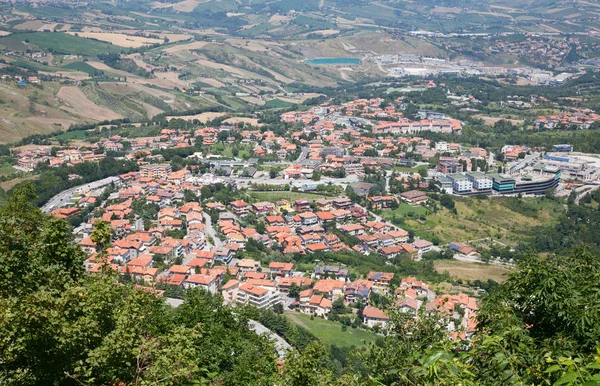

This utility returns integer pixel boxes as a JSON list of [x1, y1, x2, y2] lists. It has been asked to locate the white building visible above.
[[236, 283, 282, 310], [435, 141, 449, 152], [183, 274, 217, 294], [362, 306, 389, 328], [448, 174, 473, 193], [467, 172, 493, 191]]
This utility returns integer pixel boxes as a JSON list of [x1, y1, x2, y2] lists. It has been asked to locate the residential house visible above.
[[299, 290, 333, 318], [268, 262, 294, 276], [412, 239, 433, 254], [344, 280, 373, 303], [362, 306, 389, 328], [278, 276, 312, 292], [298, 212, 319, 226], [183, 274, 217, 294], [314, 265, 348, 280], [340, 224, 365, 236], [367, 195, 397, 209], [221, 279, 241, 304], [332, 198, 353, 209], [294, 199, 311, 212], [252, 201, 276, 215], [313, 279, 345, 300], [367, 271, 395, 292], [399, 190, 428, 206], [237, 259, 261, 274], [230, 200, 250, 217]]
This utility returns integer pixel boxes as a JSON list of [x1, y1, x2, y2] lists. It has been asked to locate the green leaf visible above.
[[554, 372, 578, 385], [546, 365, 562, 373]]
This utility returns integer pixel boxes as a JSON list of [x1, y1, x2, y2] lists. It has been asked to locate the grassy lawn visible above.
[[207, 144, 253, 158], [249, 191, 338, 202], [54, 130, 89, 141], [0, 163, 18, 177], [434, 259, 512, 283], [285, 312, 377, 348], [379, 203, 429, 220]]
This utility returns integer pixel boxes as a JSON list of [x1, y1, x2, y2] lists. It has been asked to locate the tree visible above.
[[331, 297, 347, 317], [288, 282, 301, 299], [269, 168, 278, 179], [0, 183, 85, 297], [273, 302, 284, 314], [439, 194, 455, 210], [255, 220, 266, 234], [277, 341, 333, 386], [91, 220, 113, 260]]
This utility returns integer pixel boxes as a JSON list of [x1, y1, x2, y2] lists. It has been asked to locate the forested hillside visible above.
[[1, 183, 600, 385]]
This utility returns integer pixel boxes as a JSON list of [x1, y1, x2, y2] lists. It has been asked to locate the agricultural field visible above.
[[0, 81, 79, 143], [284, 312, 377, 348], [62, 62, 103, 76], [263, 99, 294, 108], [0, 32, 124, 56], [433, 260, 512, 283], [68, 32, 164, 48]]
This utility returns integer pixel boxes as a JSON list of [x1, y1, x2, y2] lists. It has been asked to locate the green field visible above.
[[263, 99, 294, 108], [63, 61, 103, 75], [0, 162, 18, 177], [0, 36, 27, 51], [380, 203, 429, 219], [248, 191, 337, 202], [285, 312, 377, 348], [54, 130, 89, 141], [3, 32, 123, 56]]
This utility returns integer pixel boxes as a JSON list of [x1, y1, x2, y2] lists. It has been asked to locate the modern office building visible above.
[[435, 176, 454, 194], [466, 172, 493, 191], [448, 173, 473, 194], [488, 173, 515, 193], [489, 171, 561, 195]]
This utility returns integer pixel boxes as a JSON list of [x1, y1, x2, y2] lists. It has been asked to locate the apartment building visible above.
[[140, 164, 172, 179], [236, 283, 282, 310]]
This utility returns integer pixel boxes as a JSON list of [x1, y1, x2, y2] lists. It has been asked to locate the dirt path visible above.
[[284, 312, 310, 330]]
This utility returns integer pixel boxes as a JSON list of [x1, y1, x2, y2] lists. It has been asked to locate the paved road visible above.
[[202, 212, 223, 248], [296, 147, 308, 163], [248, 320, 292, 359], [41, 176, 120, 213]]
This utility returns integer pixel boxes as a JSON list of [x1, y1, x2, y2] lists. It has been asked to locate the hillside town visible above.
[[12, 92, 600, 343]]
